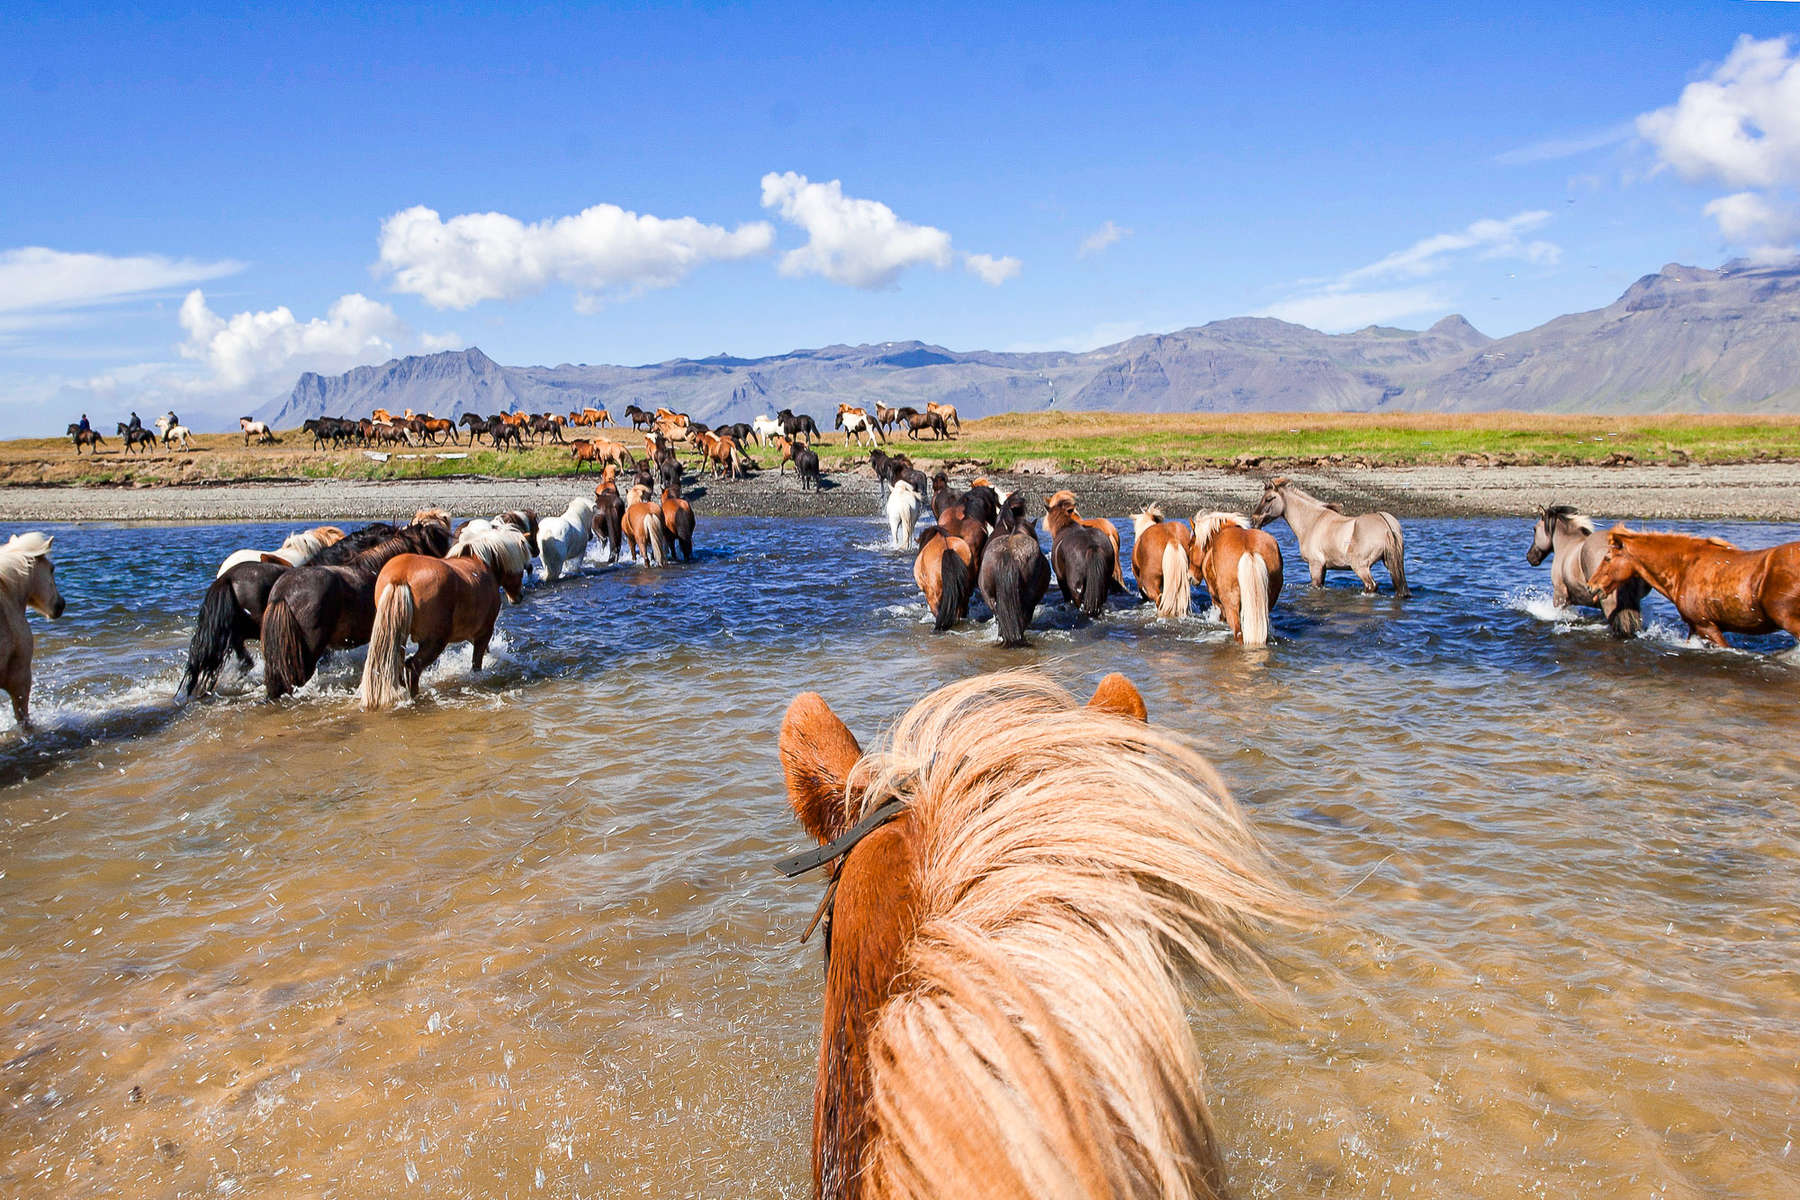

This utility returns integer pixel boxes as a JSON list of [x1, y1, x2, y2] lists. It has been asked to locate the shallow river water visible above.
[[0, 513, 1796, 1199]]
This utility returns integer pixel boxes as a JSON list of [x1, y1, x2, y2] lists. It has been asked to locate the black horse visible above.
[[67, 424, 105, 454], [592, 479, 626, 561], [1045, 495, 1114, 619], [776, 408, 820, 442], [259, 520, 452, 700], [979, 496, 1051, 647], [116, 423, 156, 454], [792, 441, 821, 491]]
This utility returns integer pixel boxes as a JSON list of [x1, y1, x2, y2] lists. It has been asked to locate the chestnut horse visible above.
[[1192, 513, 1283, 645], [0, 533, 65, 728], [1526, 505, 1646, 637], [661, 479, 696, 562], [1587, 527, 1800, 648], [913, 527, 974, 630], [358, 526, 529, 709], [776, 670, 1300, 1200], [622, 483, 670, 566], [1130, 505, 1194, 618]]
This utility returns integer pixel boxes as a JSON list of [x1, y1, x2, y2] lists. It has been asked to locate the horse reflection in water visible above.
[[777, 670, 1305, 1200]]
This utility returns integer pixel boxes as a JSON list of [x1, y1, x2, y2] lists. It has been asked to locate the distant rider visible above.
[[127, 411, 142, 431], [78, 413, 91, 434]]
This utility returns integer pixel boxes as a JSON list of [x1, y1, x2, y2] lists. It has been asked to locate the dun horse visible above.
[[775, 670, 1300, 1200], [0, 533, 65, 728], [1193, 512, 1283, 645], [358, 526, 529, 709], [1252, 477, 1407, 596], [1130, 505, 1194, 618], [1588, 527, 1800, 648], [1526, 505, 1646, 636]]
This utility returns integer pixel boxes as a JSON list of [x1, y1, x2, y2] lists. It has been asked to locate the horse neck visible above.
[[1550, 519, 1590, 556], [1613, 536, 1686, 594], [1271, 486, 1326, 532]]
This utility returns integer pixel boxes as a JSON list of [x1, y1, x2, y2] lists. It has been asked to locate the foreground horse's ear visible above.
[[1606, 524, 1628, 547], [1087, 673, 1147, 722], [780, 693, 864, 844]]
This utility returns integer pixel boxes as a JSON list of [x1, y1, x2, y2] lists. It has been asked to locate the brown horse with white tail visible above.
[[1193, 512, 1283, 645], [1587, 527, 1800, 649], [1130, 504, 1194, 617], [776, 670, 1303, 1200]]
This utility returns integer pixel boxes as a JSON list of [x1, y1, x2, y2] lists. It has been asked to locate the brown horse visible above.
[[1045, 489, 1123, 586], [571, 437, 634, 472], [1130, 504, 1194, 618], [696, 430, 750, 479], [1044, 492, 1116, 617], [661, 479, 696, 562], [776, 670, 1300, 1200], [913, 527, 974, 630], [925, 399, 960, 433], [1192, 513, 1283, 645], [622, 483, 670, 566], [358, 526, 530, 709], [1587, 527, 1800, 647]]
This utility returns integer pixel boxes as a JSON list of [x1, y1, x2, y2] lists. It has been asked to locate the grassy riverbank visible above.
[[8, 411, 1800, 487]]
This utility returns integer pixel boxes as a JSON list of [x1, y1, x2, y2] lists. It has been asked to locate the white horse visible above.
[[836, 407, 884, 447], [536, 497, 597, 581], [155, 414, 195, 450], [887, 478, 923, 549], [0, 533, 65, 728], [216, 525, 346, 578], [239, 417, 276, 445], [751, 414, 784, 446]]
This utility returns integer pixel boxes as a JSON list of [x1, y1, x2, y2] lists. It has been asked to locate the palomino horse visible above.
[[1251, 477, 1407, 596], [978, 496, 1051, 646], [1130, 505, 1194, 618], [1044, 490, 1122, 586], [1526, 505, 1647, 637], [358, 525, 529, 709], [775, 670, 1299, 1200], [622, 484, 670, 566], [260, 515, 453, 699], [1588, 527, 1800, 648], [914, 527, 974, 630], [1044, 493, 1115, 618], [1193, 513, 1283, 645], [886, 479, 923, 549], [925, 399, 960, 433], [537, 497, 598, 581], [217, 525, 346, 577], [661, 479, 696, 563], [0, 533, 65, 728]]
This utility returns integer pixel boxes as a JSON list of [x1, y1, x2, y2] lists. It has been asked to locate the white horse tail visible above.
[[359, 580, 413, 711], [642, 516, 667, 567], [1238, 552, 1271, 646], [1156, 538, 1190, 619], [1379, 511, 1409, 598]]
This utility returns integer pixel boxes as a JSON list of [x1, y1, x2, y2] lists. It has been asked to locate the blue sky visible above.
[[4, 1, 1799, 433]]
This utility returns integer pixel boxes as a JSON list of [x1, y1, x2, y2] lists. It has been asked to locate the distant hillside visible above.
[[255, 260, 1800, 428]]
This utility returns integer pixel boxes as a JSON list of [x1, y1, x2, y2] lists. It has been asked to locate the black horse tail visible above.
[[935, 547, 972, 632], [1080, 543, 1109, 618], [990, 559, 1030, 647], [261, 599, 308, 701], [177, 576, 239, 701]]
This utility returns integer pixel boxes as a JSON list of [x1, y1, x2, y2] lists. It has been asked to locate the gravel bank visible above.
[[2, 462, 1798, 524]]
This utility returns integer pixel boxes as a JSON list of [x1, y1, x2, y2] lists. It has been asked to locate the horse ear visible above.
[[780, 693, 865, 844], [1087, 673, 1147, 722], [1606, 524, 1627, 548]]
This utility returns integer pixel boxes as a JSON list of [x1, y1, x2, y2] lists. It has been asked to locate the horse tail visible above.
[[1379, 512, 1409, 598], [990, 560, 1030, 647], [1080, 544, 1109, 618], [260, 599, 308, 701], [1608, 578, 1648, 639], [177, 576, 239, 701], [935, 547, 972, 631], [642, 516, 667, 567], [359, 581, 413, 711], [1156, 539, 1191, 619], [1238, 551, 1271, 646]]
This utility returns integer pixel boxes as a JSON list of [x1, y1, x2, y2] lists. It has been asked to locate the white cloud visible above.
[[964, 253, 1021, 285], [1341, 211, 1560, 285], [0, 246, 243, 314], [376, 202, 775, 309], [1077, 220, 1131, 257], [1493, 123, 1634, 166], [1639, 36, 1800, 254], [759, 171, 957, 288], [177, 289, 454, 390]]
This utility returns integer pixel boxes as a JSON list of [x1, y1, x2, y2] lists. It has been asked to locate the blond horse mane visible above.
[[1191, 511, 1251, 551], [846, 672, 1303, 1200], [0, 533, 53, 603], [1129, 503, 1166, 535], [448, 526, 531, 577]]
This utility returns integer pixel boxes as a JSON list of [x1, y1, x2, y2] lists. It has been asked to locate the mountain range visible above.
[[254, 260, 1800, 430]]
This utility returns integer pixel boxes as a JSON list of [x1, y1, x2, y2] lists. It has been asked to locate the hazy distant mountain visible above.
[[254, 260, 1800, 428]]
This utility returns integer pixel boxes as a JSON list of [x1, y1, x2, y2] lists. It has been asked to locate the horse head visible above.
[[1585, 525, 1636, 595], [1250, 478, 1287, 527], [5, 534, 64, 619]]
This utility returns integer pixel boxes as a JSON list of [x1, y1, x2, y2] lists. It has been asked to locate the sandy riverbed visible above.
[[0, 461, 1797, 523]]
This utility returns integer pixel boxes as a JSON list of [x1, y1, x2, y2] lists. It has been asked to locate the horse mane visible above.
[[0, 533, 53, 601], [850, 672, 1303, 1200], [1192, 511, 1251, 548], [448, 526, 530, 576], [1130, 503, 1165, 535], [1622, 528, 1740, 551], [1541, 504, 1595, 535], [410, 508, 452, 529]]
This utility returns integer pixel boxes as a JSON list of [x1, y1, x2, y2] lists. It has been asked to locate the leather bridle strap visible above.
[[774, 795, 909, 879]]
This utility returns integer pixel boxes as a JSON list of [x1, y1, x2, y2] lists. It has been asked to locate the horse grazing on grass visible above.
[[1131, 505, 1195, 618], [260, 516, 453, 700], [978, 499, 1051, 646], [1193, 513, 1283, 646], [886, 479, 923, 549], [775, 670, 1300, 1200], [1044, 490, 1122, 587], [67, 425, 105, 454], [1044, 492, 1115, 618], [217, 526, 346, 577], [661, 480, 696, 563], [358, 526, 529, 710], [1252, 477, 1407, 596], [1527, 505, 1646, 637], [536, 497, 598, 581], [623, 484, 670, 566], [914, 527, 974, 630], [592, 468, 626, 562], [0, 534, 65, 728], [1588, 527, 1800, 649], [116, 422, 156, 454]]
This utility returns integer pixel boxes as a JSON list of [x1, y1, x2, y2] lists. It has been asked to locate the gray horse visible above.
[[1251, 477, 1408, 596], [1525, 504, 1647, 637]]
